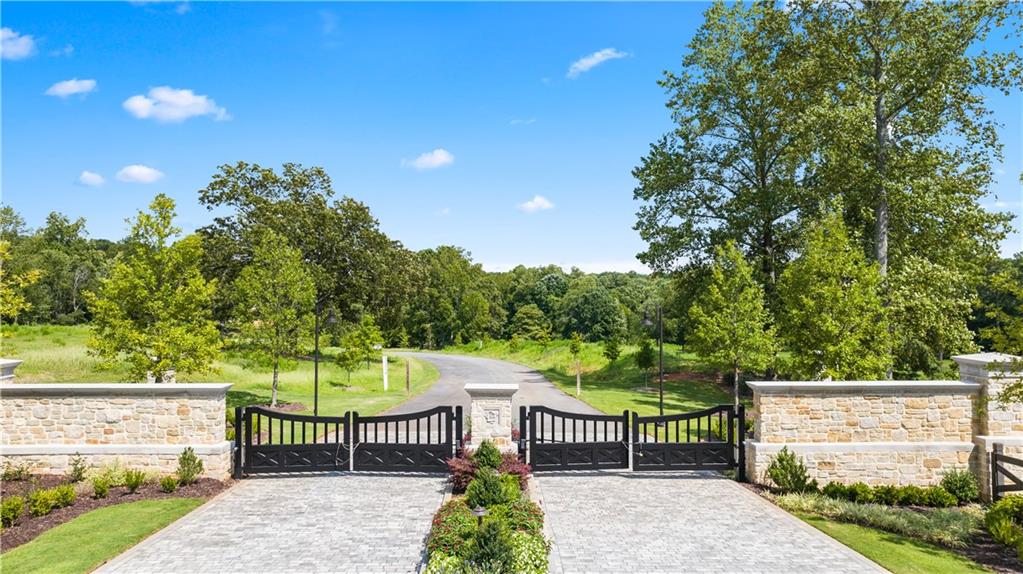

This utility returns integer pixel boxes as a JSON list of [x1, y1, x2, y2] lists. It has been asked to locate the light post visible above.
[[471, 506, 488, 527], [313, 299, 337, 416], [642, 304, 665, 417]]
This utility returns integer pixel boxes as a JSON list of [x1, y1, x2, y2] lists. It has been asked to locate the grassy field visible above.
[[2, 324, 439, 418], [0, 498, 205, 574], [444, 338, 733, 417], [799, 514, 990, 574]]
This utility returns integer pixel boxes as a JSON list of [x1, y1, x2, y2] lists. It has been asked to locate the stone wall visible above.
[[746, 353, 1022, 498], [0, 383, 232, 478]]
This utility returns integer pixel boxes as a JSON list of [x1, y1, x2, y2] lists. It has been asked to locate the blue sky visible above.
[[2, 2, 1021, 272]]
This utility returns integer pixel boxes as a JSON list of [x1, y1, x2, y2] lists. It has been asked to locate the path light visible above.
[[472, 505, 488, 527]]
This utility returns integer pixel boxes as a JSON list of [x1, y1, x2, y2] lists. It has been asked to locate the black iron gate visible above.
[[235, 405, 461, 476], [237, 406, 350, 475], [633, 404, 745, 479], [524, 405, 629, 471]]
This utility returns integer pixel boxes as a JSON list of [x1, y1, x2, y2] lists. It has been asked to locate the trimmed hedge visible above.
[[820, 481, 967, 508]]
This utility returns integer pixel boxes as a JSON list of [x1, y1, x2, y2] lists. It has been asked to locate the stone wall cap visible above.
[[463, 383, 519, 394], [746, 380, 981, 393], [0, 383, 232, 397], [953, 352, 1022, 371]]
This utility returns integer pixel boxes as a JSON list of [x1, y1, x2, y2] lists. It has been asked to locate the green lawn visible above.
[[3, 324, 439, 418], [0, 498, 205, 574], [799, 514, 990, 574], [444, 338, 733, 417]]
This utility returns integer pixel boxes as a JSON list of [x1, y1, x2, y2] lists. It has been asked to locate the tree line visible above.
[[636, 0, 1023, 385]]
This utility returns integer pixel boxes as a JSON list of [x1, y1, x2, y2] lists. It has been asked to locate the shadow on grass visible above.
[[227, 390, 269, 410]]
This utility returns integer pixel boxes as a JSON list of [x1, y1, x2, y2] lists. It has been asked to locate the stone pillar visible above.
[[955, 352, 1023, 500], [0, 359, 22, 382], [463, 383, 518, 453]]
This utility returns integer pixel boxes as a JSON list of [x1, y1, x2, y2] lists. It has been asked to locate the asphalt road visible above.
[[386, 352, 602, 422]]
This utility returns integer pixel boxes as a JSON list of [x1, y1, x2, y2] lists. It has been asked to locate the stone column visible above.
[[463, 383, 518, 453], [956, 352, 1023, 500]]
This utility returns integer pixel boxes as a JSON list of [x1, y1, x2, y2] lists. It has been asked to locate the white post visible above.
[[382, 355, 389, 391]]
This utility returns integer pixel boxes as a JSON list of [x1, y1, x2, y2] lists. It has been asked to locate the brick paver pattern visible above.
[[97, 472, 446, 574], [536, 471, 886, 574]]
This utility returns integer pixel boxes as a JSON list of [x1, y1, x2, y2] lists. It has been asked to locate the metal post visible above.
[[382, 355, 389, 392], [993, 443, 1003, 502], [233, 406, 243, 479], [455, 405, 464, 454], [657, 304, 664, 417], [314, 299, 321, 416], [519, 406, 528, 460], [737, 404, 747, 482], [350, 411, 358, 472]]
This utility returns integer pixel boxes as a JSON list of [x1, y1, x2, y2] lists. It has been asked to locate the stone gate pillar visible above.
[[463, 383, 518, 453]]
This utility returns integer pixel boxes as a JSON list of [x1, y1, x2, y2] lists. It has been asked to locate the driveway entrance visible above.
[[97, 473, 446, 574]]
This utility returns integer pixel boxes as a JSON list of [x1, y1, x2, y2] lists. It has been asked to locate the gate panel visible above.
[[633, 405, 741, 473], [528, 406, 628, 471], [353, 406, 458, 472], [240, 407, 349, 475]]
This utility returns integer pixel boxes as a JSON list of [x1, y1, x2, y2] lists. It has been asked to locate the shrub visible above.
[[2, 495, 24, 527], [490, 499, 544, 536], [427, 500, 477, 558], [499, 473, 521, 503], [465, 518, 515, 573], [447, 453, 476, 494], [941, 470, 980, 504], [124, 469, 147, 493], [92, 477, 110, 499], [872, 485, 901, 506], [924, 486, 958, 508], [68, 453, 88, 483], [2, 461, 32, 482], [176, 447, 204, 485], [897, 485, 926, 506], [466, 469, 513, 509], [160, 475, 178, 493], [424, 552, 463, 574], [498, 453, 530, 491], [27, 489, 59, 517], [510, 531, 549, 574], [821, 482, 848, 501], [472, 441, 502, 470], [766, 447, 818, 494], [776, 492, 981, 548], [986, 496, 1023, 547], [94, 460, 127, 487], [53, 483, 76, 508], [846, 482, 873, 504]]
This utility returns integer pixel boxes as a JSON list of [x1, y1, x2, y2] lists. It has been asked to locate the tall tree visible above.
[[558, 279, 626, 341], [633, 0, 813, 296], [688, 241, 776, 406], [777, 210, 890, 380], [233, 229, 315, 407], [510, 303, 550, 341], [799, 0, 1020, 278], [0, 240, 41, 329], [87, 194, 221, 382]]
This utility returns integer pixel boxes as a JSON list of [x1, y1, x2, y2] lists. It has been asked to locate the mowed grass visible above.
[[0, 498, 205, 574], [3, 324, 439, 418], [445, 338, 733, 417], [799, 514, 990, 574]]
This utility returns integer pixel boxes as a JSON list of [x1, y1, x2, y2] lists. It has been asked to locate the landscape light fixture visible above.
[[472, 505, 488, 527]]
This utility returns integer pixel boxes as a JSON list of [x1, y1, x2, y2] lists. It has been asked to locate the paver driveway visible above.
[[536, 470, 885, 574], [98, 472, 446, 574]]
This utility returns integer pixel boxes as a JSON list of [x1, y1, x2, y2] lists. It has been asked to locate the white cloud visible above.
[[510, 118, 536, 126], [50, 44, 74, 57], [1, 28, 36, 60], [78, 171, 105, 187], [435, 207, 451, 216], [566, 48, 627, 79], [518, 195, 554, 212], [123, 86, 229, 123], [403, 148, 455, 170], [175, 2, 190, 14], [45, 78, 97, 98], [116, 164, 165, 183]]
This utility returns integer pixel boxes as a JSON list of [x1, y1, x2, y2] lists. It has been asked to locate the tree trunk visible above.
[[872, 28, 894, 380], [733, 364, 741, 409], [271, 355, 280, 407]]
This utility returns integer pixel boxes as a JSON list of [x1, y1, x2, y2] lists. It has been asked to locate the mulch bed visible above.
[[740, 482, 1023, 573], [1, 476, 231, 552]]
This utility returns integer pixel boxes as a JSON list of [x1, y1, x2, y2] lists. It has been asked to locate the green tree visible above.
[[635, 339, 656, 385], [233, 229, 315, 407], [87, 194, 221, 382], [688, 241, 776, 406], [981, 254, 1023, 357], [633, 0, 812, 294], [0, 240, 41, 328], [602, 336, 622, 364], [510, 303, 550, 341], [777, 211, 890, 380], [558, 281, 626, 341], [344, 314, 384, 369]]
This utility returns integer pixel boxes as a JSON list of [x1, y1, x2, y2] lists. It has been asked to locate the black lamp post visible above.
[[313, 299, 337, 416], [472, 506, 488, 527], [642, 304, 665, 417]]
